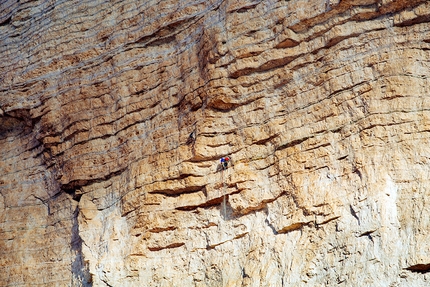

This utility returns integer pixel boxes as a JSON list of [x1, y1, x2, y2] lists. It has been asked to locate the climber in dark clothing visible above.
[[186, 130, 196, 145]]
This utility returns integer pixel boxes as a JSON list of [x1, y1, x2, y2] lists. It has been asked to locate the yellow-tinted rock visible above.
[[1, 0, 430, 286]]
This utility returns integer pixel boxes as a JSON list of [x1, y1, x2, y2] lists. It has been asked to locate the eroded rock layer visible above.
[[1, 0, 430, 286]]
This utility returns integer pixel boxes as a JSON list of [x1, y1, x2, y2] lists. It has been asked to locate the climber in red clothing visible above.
[[220, 156, 230, 170]]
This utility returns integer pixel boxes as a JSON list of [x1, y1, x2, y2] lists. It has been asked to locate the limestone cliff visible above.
[[1, 0, 430, 286]]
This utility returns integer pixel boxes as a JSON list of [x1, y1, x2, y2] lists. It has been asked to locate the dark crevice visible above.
[[230, 55, 298, 79], [148, 226, 177, 233], [308, 31, 364, 59], [100, 278, 113, 287], [146, 35, 176, 47], [337, 155, 348, 160], [303, 142, 331, 152], [175, 195, 225, 211], [61, 166, 128, 198], [265, 218, 278, 235], [276, 136, 310, 151], [349, 205, 360, 225], [71, 207, 92, 286], [405, 263, 430, 274], [275, 38, 300, 49], [278, 222, 309, 234], [325, 33, 361, 50], [352, 166, 362, 180], [394, 15, 430, 27], [63, 188, 82, 202], [61, 129, 89, 143], [236, 190, 286, 216], [129, 15, 200, 49], [148, 242, 185, 252], [308, 164, 329, 172], [207, 98, 242, 111], [359, 229, 376, 242], [242, 267, 250, 278], [205, 232, 249, 249], [235, 3, 259, 13], [149, 185, 205, 197], [317, 216, 340, 226], [0, 16, 12, 26]]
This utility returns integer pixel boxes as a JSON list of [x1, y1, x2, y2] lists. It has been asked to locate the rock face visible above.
[[1, 0, 430, 286]]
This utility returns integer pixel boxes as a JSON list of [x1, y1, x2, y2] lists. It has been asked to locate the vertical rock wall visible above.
[[1, 0, 430, 286]]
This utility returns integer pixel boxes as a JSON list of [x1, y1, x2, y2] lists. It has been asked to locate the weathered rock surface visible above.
[[1, 0, 430, 286]]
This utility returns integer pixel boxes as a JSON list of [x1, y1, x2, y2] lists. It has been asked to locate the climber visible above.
[[186, 130, 196, 145], [220, 156, 230, 170]]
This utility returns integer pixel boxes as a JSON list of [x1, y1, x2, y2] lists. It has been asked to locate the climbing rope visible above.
[[221, 167, 227, 219]]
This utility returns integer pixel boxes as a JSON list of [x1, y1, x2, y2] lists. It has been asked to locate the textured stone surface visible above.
[[1, 0, 430, 286]]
